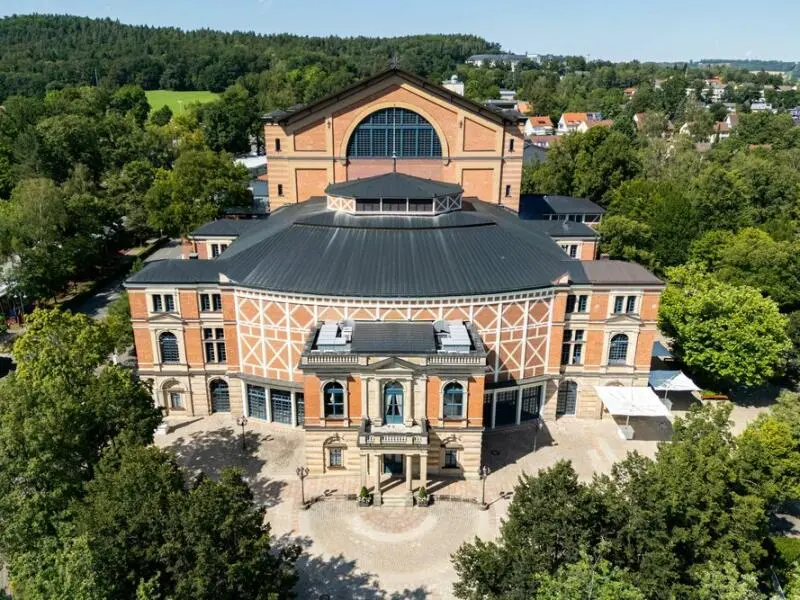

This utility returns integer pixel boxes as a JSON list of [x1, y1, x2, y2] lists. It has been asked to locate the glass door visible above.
[[383, 382, 404, 425]]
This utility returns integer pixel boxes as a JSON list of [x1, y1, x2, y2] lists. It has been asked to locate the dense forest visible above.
[[0, 14, 496, 98]]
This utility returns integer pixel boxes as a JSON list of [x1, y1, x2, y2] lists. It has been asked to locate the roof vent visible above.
[[434, 320, 472, 353], [315, 320, 354, 352]]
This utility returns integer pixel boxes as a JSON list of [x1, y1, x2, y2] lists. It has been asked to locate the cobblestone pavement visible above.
[[155, 401, 768, 599]]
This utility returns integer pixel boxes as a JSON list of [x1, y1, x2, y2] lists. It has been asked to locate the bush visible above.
[[773, 536, 800, 572], [358, 486, 369, 498]]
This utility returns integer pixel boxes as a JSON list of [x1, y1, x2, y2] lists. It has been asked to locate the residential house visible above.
[[441, 75, 464, 96], [557, 112, 605, 135], [525, 115, 555, 137]]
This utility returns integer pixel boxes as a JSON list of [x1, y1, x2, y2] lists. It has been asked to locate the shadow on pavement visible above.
[[482, 421, 554, 472], [281, 535, 430, 599], [165, 426, 286, 507]]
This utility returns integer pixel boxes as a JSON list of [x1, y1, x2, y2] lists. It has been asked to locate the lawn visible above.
[[145, 90, 219, 114]]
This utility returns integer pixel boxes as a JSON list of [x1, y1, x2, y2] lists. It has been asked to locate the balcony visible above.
[[299, 354, 361, 366], [357, 418, 429, 449]]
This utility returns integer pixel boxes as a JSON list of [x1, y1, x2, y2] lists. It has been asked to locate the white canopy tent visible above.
[[648, 370, 700, 392], [595, 386, 671, 440]]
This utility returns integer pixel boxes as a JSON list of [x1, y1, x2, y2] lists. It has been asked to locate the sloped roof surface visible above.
[[325, 172, 462, 199]]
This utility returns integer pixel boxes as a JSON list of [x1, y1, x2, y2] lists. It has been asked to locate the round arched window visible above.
[[347, 108, 442, 158]]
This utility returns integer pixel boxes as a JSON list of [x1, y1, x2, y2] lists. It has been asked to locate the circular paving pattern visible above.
[[297, 500, 496, 599]]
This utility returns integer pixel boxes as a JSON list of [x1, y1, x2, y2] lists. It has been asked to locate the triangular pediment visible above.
[[148, 312, 184, 324], [368, 356, 422, 373], [606, 313, 640, 325]]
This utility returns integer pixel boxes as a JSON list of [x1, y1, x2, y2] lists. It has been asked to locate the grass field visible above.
[[145, 90, 219, 114]]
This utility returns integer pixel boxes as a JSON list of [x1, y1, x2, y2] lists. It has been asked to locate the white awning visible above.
[[595, 386, 671, 418], [649, 370, 700, 392]]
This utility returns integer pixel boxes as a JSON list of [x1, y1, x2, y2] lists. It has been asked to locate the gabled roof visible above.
[[325, 172, 462, 199], [190, 219, 262, 238], [560, 112, 590, 125], [262, 67, 526, 127], [579, 260, 663, 286], [528, 115, 553, 127], [520, 194, 605, 216]]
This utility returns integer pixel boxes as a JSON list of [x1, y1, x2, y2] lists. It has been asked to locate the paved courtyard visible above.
[[156, 398, 770, 599]]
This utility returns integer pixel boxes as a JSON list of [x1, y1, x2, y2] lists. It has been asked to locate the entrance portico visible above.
[[361, 450, 429, 505]]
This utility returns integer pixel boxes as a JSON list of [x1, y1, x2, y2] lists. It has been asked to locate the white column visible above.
[[265, 388, 272, 422], [360, 454, 368, 489], [373, 454, 382, 505], [290, 390, 297, 427], [420, 452, 428, 489], [491, 392, 497, 429], [405, 454, 413, 491], [242, 380, 249, 417], [516, 387, 523, 425]]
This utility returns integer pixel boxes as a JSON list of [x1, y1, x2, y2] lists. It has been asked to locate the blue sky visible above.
[[3, 0, 799, 63]]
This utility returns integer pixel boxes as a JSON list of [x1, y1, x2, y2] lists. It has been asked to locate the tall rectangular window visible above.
[[152, 295, 163, 312], [561, 244, 578, 258], [274, 138, 281, 152], [164, 295, 175, 312], [203, 328, 226, 363], [509, 139, 515, 152], [561, 330, 584, 365], [505, 184, 511, 197], [613, 296, 625, 314], [212, 294, 223, 311], [210, 244, 220, 258], [199, 294, 211, 312], [277, 184, 284, 196], [626, 296, 637, 314], [444, 449, 458, 468], [329, 447, 343, 467]]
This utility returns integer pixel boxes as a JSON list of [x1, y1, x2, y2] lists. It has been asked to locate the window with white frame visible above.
[[561, 330, 584, 365], [608, 333, 629, 364], [199, 293, 222, 312], [152, 294, 175, 313], [560, 243, 578, 258], [159, 332, 180, 363], [613, 295, 638, 314], [169, 391, 184, 409], [210, 243, 229, 258], [329, 447, 343, 468], [323, 382, 345, 418], [444, 448, 458, 468], [566, 294, 588, 314], [442, 382, 465, 418], [203, 328, 226, 363]]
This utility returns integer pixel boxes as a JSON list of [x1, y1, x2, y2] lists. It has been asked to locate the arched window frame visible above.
[[441, 381, 465, 419], [322, 380, 347, 419], [383, 380, 405, 424], [346, 107, 443, 158], [158, 332, 180, 364], [209, 379, 230, 413], [608, 334, 630, 364]]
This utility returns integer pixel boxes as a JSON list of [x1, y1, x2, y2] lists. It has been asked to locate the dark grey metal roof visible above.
[[520, 194, 605, 216], [127, 259, 221, 285], [525, 220, 599, 239], [580, 260, 664, 286], [349, 322, 437, 354], [190, 219, 262, 238], [127, 193, 660, 296], [325, 172, 462, 199]]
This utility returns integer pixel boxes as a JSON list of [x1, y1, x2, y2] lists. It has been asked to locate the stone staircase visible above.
[[380, 492, 414, 507]]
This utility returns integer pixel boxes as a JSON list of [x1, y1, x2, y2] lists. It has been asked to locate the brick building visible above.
[[126, 68, 664, 502]]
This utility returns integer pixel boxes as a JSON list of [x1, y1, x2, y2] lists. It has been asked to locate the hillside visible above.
[[0, 14, 497, 100]]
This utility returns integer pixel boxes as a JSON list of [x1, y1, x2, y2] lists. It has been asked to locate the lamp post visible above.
[[479, 465, 491, 509], [296, 465, 309, 507], [236, 415, 248, 451]]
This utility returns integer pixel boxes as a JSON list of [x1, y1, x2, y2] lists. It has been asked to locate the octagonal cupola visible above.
[[324, 172, 463, 215]]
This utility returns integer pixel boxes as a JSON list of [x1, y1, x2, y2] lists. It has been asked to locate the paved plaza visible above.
[[155, 399, 770, 599]]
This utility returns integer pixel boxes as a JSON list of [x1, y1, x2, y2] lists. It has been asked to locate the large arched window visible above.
[[159, 332, 179, 363], [347, 108, 442, 158], [443, 382, 464, 418], [323, 382, 345, 418], [209, 379, 230, 413], [608, 334, 629, 364]]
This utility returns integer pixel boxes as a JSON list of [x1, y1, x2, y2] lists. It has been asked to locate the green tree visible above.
[[452, 461, 609, 599], [149, 104, 173, 126], [109, 84, 150, 126], [693, 561, 764, 600], [144, 149, 251, 236], [658, 264, 790, 388], [532, 554, 645, 600], [105, 291, 133, 362]]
